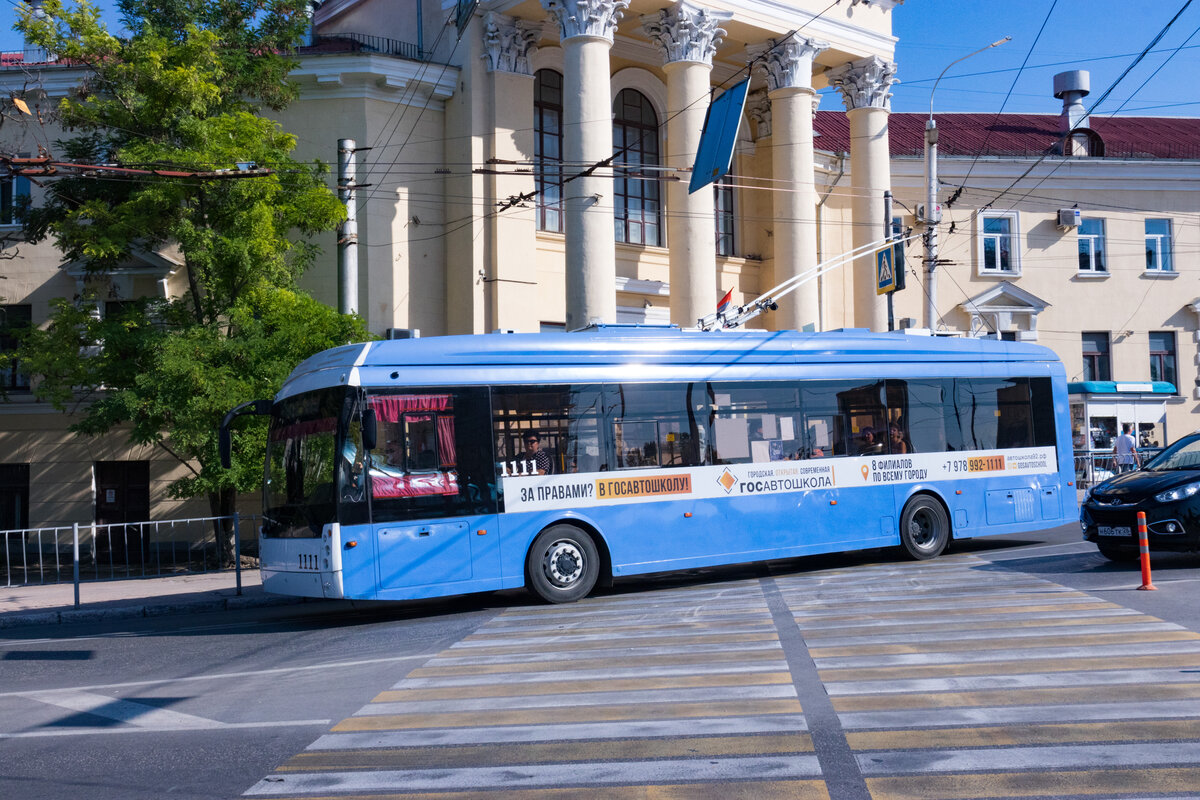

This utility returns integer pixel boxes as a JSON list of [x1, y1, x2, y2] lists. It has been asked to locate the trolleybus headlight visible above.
[[1155, 482, 1200, 503]]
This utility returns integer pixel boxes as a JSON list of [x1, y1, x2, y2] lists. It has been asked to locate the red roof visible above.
[[813, 111, 1200, 160]]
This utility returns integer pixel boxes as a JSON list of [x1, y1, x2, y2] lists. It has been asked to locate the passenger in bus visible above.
[[524, 433, 553, 475], [889, 425, 910, 454], [857, 428, 884, 455]]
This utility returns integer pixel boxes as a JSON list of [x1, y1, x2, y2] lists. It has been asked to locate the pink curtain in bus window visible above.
[[370, 394, 452, 423], [437, 415, 456, 467]]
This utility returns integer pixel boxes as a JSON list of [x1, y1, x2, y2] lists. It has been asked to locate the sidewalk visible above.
[[0, 569, 310, 630]]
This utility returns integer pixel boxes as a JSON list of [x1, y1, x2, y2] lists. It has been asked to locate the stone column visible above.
[[747, 35, 828, 332], [828, 55, 897, 332], [642, 1, 730, 328], [541, 0, 630, 330], [482, 13, 542, 332]]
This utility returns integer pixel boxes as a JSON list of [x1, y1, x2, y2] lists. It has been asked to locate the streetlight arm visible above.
[[928, 36, 1012, 121]]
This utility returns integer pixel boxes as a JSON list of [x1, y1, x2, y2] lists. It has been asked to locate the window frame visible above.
[[533, 69, 564, 234], [0, 304, 32, 392], [715, 173, 735, 257], [978, 211, 1020, 275], [0, 175, 31, 227], [1077, 217, 1107, 274], [1081, 331, 1111, 383], [1149, 330, 1178, 392], [1145, 218, 1173, 272], [612, 88, 663, 247]]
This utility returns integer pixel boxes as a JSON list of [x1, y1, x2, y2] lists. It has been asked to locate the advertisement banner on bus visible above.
[[502, 446, 1056, 513]]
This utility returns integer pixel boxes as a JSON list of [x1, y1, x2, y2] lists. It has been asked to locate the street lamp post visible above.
[[924, 36, 1010, 331]]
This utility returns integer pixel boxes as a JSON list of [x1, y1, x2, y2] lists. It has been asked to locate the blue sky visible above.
[[886, 0, 1200, 117], [4, 0, 1200, 119]]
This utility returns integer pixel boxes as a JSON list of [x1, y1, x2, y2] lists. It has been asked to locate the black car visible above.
[[1081, 432, 1200, 561]]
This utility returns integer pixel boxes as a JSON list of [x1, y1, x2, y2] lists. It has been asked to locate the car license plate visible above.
[[1098, 526, 1131, 537]]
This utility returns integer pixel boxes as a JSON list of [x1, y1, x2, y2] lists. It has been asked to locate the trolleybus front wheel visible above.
[[899, 495, 950, 560], [526, 524, 599, 604]]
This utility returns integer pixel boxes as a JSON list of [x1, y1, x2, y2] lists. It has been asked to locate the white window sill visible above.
[[1143, 269, 1179, 278], [1074, 271, 1110, 279], [978, 269, 1021, 278]]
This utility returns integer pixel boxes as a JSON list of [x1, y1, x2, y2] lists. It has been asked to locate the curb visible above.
[[0, 593, 307, 630]]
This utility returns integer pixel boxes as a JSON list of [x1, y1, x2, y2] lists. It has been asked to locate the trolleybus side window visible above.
[[606, 383, 708, 470], [709, 382, 801, 463], [492, 385, 605, 477], [365, 388, 496, 523]]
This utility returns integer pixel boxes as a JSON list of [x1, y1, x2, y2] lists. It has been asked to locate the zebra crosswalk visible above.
[[244, 555, 1200, 799]]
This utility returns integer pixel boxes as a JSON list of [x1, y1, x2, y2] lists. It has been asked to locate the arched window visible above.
[[534, 69, 563, 232], [612, 89, 661, 246]]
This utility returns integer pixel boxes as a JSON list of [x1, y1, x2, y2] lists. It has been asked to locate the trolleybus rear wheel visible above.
[[526, 524, 599, 604], [899, 495, 950, 560]]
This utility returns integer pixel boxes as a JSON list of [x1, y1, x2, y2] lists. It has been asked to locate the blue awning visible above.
[[1067, 380, 1176, 395]]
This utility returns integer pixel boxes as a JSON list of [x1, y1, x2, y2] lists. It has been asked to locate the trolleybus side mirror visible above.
[[362, 408, 378, 452], [219, 399, 272, 469]]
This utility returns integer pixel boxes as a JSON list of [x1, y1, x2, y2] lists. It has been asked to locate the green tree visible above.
[[13, 1, 365, 561]]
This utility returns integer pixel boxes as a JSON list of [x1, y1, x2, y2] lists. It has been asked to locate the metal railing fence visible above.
[[1074, 447, 1162, 490], [2, 514, 259, 591]]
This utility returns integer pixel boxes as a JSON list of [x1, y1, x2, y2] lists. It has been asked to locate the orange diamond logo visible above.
[[717, 468, 737, 493]]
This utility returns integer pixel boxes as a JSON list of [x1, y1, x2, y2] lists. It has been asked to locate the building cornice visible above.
[[290, 52, 459, 103], [465, 0, 897, 57]]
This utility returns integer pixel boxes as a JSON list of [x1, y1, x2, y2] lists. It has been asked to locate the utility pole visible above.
[[924, 36, 1010, 331], [923, 118, 940, 331], [337, 138, 358, 316], [884, 190, 894, 332]]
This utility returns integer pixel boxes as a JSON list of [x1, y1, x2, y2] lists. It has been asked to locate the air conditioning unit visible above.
[[1057, 208, 1081, 230], [917, 203, 942, 224]]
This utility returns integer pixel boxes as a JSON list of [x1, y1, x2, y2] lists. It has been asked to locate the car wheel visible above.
[[899, 495, 950, 560], [526, 524, 600, 604], [1097, 543, 1140, 563]]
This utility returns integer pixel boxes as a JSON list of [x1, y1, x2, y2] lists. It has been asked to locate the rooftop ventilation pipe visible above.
[[1054, 70, 1091, 155]]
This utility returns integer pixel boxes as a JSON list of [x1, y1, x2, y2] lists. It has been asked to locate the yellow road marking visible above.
[[372, 672, 795, 703], [795, 601, 1120, 625], [409, 648, 783, 678], [254, 779, 829, 800], [835, 682, 1200, 711], [811, 629, 1199, 658], [849, 719, 1200, 750], [281, 733, 815, 771], [453, 631, 779, 656], [820, 652, 1200, 682], [800, 613, 1164, 639], [333, 699, 804, 731], [867, 767, 1200, 799]]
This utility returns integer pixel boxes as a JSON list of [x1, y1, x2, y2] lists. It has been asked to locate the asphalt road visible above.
[[2, 523, 1200, 799]]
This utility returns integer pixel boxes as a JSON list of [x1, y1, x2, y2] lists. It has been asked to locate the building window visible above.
[[0, 176, 30, 226], [1078, 218, 1106, 273], [1081, 332, 1111, 382], [980, 212, 1018, 273], [1149, 331, 1177, 391], [612, 89, 661, 247], [1145, 219, 1173, 272], [0, 304, 31, 392], [534, 69, 564, 233], [715, 174, 734, 256]]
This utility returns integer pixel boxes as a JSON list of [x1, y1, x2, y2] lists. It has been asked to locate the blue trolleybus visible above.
[[221, 326, 1077, 604]]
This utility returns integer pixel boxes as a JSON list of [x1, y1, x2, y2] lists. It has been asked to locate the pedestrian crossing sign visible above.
[[876, 245, 896, 295]]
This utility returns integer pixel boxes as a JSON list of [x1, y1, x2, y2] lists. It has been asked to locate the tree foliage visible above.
[[13, 1, 366, 557]]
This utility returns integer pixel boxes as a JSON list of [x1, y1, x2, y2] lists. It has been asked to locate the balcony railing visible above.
[[311, 33, 424, 62]]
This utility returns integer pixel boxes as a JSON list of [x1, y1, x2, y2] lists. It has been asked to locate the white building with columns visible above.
[[291, 0, 904, 336]]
